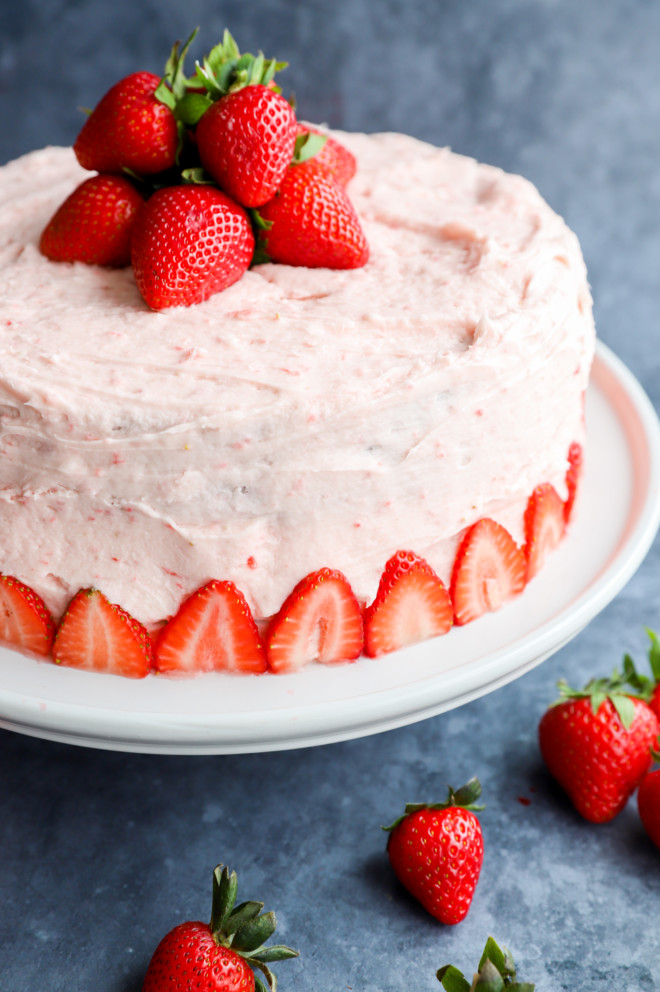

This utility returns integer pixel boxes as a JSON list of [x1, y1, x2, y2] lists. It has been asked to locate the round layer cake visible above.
[[0, 132, 595, 628]]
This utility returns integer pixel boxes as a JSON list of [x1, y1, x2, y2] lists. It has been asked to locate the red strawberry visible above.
[[0, 574, 55, 657], [257, 160, 369, 269], [363, 550, 453, 657], [131, 185, 254, 309], [142, 864, 298, 992], [53, 588, 153, 678], [154, 580, 266, 675], [74, 71, 178, 176], [196, 85, 297, 208], [266, 568, 363, 673], [384, 778, 485, 925], [450, 518, 526, 626], [564, 441, 583, 523], [538, 672, 659, 823], [523, 482, 565, 581], [40, 174, 144, 267], [638, 752, 660, 849], [296, 124, 357, 186]]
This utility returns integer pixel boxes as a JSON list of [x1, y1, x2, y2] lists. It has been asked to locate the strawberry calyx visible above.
[[207, 865, 298, 992], [550, 671, 648, 730], [382, 777, 484, 834], [169, 29, 288, 128], [291, 129, 328, 165], [618, 628, 660, 700], [437, 936, 534, 991]]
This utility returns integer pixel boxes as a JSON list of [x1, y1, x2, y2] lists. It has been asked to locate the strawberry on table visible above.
[[142, 864, 299, 992], [363, 550, 453, 657], [266, 568, 363, 673], [154, 580, 266, 675], [637, 748, 660, 850], [131, 184, 254, 309], [383, 778, 485, 925], [437, 936, 535, 991], [0, 574, 55, 657], [40, 174, 144, 267], [74, 71, 179, 176], [450, 517, 526, 626], [53, 588, 153, 678], [538, 670, 659, 823], [257, 159, 369, 269], [523, 482, 565, 581]]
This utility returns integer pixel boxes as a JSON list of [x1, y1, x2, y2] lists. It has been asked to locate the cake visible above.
[[0, 123, 594, 677]]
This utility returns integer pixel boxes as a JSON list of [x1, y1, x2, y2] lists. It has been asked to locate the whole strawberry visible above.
[[638, 750, 660, 849], [142, 864, 298, 992], [197, 85, 297, 207], [257, 160, 369, 269], [131, 184, 254, 309], [383, 778, 484, 925], [40, 174, 144, 267], [539, 671, 659, 823], [74, 71, 179, 176]]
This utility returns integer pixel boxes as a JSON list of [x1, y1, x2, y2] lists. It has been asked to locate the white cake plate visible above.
[[1, 341, 659, 755]]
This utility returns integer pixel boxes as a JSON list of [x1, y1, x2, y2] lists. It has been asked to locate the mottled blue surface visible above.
[[2, 1, 660, 989]]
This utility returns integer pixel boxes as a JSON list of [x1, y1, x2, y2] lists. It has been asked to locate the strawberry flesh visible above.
[[154, 580, 266, 675], [53, 588, 153, 678], [364, 550, 452, 657], [267, 568, 364, 673], [450, 517, 526, 625], [564, 441, 583, 523], [523, 482, 566, 580], [0, 574, 56, 657]]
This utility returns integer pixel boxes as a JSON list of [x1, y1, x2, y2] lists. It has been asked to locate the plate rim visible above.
[[2, 340, 660, 753]]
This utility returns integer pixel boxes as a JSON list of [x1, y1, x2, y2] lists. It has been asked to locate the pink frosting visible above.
[[0, 133, 595, 626]]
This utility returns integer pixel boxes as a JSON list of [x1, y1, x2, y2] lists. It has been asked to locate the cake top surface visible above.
[[0, 131, 587, 437]]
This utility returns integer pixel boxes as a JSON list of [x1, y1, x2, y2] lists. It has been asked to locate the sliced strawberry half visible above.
[[450, 518, 527, 626], [564, 442, 583, 523], [53, 588, 153, 678], [0, 575, 56, 657], [524, 482, 566, 581], [363, 551, 453, 658], [266, 569, 364, 674], [154, 580, 266, 675]]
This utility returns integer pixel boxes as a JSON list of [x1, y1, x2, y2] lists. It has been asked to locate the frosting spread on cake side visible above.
[[0, 132, 595, 626]]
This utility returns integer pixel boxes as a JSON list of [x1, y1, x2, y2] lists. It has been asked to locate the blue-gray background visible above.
[[2, 1, 660, 989]]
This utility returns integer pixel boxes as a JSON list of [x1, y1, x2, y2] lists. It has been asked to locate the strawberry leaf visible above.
[[293, 131, 327, 164], [647, 628, 660, 681], [176, 91, 212, 125], [232, 911, 277, 952], [478, 938, 515, 979], [436, 965, 471, 992], [474, 961, 506, 991], [249, 945, 300, 963], [224, 900, 264, 935], [609, 692, 636, 730]]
